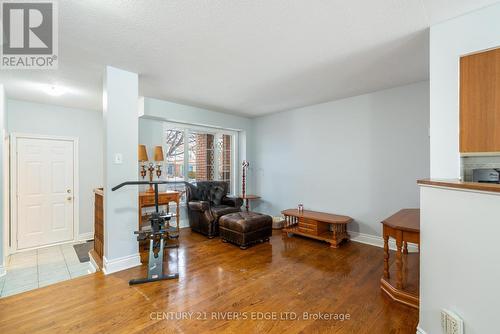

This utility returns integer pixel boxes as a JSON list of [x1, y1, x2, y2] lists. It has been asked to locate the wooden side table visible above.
[[239, 194, 260, 211], [139, 191, 181, 230], [138, 191, 181, 263], [380, 209, 420, 309]]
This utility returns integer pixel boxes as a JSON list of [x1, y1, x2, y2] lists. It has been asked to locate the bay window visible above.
[[163, 122, 237, 196]]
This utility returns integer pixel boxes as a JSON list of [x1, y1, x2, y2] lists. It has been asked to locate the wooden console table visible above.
[[139, 191, 180, 230], [380, 209, 420, 309], [138, 191, 181, 263], [281, 209, 352, 248]]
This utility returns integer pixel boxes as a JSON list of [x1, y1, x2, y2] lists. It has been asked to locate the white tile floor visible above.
[[0, 242, 95, 298]]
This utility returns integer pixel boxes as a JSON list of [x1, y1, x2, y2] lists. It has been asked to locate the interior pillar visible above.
[[102, 66, 140, 274], [0, 84, 5, 277]]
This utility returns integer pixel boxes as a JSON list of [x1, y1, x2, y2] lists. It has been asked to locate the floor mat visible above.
[[73, 241, 94, 263]]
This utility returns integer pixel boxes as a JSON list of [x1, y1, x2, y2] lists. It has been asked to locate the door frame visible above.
[[10, 133, 79, 253]]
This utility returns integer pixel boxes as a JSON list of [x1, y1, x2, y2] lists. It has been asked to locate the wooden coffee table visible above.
[[281, 209, 353, 248]]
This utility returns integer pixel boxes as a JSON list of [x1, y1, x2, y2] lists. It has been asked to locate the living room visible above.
[[0, 1, 500, 333]]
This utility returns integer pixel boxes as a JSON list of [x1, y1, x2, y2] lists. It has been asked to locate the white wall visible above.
[[253, 81, 430, 238], [429, 3, 500, 178], [102, 66, 140, 273], [0, 85, 6, 276], [7, 99, 103, 240], [421, 4, 500, 333], [420, 185, 500, 334]]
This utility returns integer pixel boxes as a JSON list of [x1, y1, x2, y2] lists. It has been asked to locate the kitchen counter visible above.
[[418, 177, 500, 334], [417, 178, 500, 193]]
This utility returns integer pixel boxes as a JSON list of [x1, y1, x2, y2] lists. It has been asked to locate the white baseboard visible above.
[[87, 260, 98, 274], [78, 232, 94, 241], [0, 265, 6, 277], [348, 230, 419, 253], [416, 325, 427, 334], [103, 253, 141, 275]]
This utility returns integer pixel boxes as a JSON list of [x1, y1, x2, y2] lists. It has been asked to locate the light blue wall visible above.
[[103, 66, 139, 268], [141, 97, 255, 194], [252, 81, 430, 236], [143, 98, 253, 131], [139, 118, 163, 153], [7, 99, 103, 239], [0, 85, 5, 275]]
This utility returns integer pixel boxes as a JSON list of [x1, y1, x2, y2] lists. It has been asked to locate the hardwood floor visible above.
[[0, 229, 418, 333]]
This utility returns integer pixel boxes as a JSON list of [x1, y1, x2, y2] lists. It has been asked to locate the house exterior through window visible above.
[[163, 122, 238, 196]]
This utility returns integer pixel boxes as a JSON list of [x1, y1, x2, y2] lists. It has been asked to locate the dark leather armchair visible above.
[[186, 181, 243, 238]]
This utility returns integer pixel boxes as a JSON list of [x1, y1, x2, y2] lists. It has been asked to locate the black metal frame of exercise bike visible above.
[[112, 180, 185, 285]]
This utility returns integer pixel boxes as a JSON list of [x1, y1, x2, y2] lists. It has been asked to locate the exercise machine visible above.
[[112, 180, 183, 285]]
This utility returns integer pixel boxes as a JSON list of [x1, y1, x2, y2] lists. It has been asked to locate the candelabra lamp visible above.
[[153, 145, 164, 178], [138, 145, 165, 192], [138, 145, 149, 179]]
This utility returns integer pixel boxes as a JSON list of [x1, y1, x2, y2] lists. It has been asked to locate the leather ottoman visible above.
[[219, 212, 272, 249]]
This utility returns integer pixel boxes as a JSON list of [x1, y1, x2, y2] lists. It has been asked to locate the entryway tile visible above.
[[38, 264, 67, 275], [1, 241, 94, 298], [62, 251, 80, 265], [38, 263, 68, 275], [67, 261, 89, 272], [37, 248, 61, 256], [3, 276, 38, 292], [4, 266, 37, 279], [39, 271, 70, 287], [8, 253, 37, 266], [69, 267, 91, 279], [1, 283, 38, 297]]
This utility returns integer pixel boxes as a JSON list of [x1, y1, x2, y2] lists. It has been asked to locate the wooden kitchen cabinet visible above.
[[460, 47, 500, 153]]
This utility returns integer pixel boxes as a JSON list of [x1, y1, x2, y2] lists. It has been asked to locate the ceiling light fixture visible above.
[[43, 85, 68, 96]]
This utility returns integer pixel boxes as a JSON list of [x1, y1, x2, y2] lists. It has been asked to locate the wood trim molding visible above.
[[380, 277, 419, 309], [103, 253, 141, 275], [87, 257, 98, 273], [418, 178, 500, 193], [461, 151, 500, 157]]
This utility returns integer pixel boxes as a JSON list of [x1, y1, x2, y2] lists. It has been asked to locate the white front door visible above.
[[17, 137, 75, 249]]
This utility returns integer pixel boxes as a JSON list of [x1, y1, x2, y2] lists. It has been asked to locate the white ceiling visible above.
[[1, 0, 498, 117]]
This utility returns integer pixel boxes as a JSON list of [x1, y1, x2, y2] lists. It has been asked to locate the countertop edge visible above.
[[417, 179, 500, 193]]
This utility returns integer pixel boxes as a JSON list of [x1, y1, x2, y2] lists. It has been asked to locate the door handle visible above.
[[67, 196, 72, 201]]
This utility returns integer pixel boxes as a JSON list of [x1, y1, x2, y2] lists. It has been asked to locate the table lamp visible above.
[[138, 145, 149, 179], [154, 146, 164, 178]]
